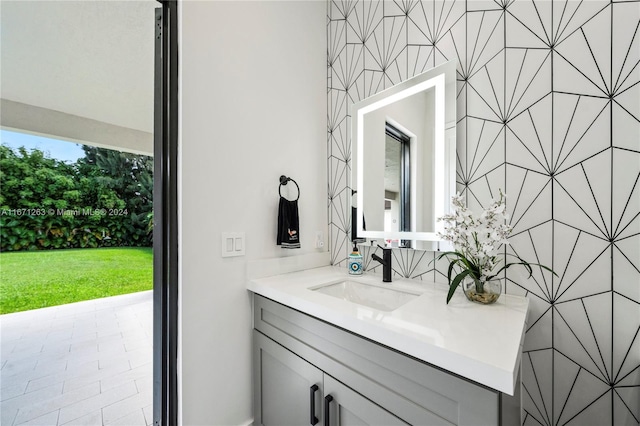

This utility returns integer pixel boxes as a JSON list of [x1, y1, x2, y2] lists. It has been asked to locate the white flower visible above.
[[438, 190, 512, 276]]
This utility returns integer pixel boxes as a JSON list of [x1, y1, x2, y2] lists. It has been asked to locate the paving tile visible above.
[[1, 406, 18, 426], [102, 391, 151, 424], [60, 409, 102, 426], [1, 292, 152, 426], [69, 341, 98, 353], [104, 408, 147, 426], [123, 338, 152, 353], [1, 335, 24, 351], [11, 382, 98, 425], [120, 330, 148, 341], [1, 382, 28, 401], [27, 361, 99, 394], [7, 343, 43, 358], [51, 331, 99, 348], [127, 350, 152, 370], [46, 321, 76, 333], [14, 409, 59, 426], [45, 329, 74, 342], [134, 376, 152, 395], [70, 329, 98, 341], [100, 364, 151, 393], [57, 381, 137, 425], [142, 404, 152, 426], [63, 352, 103, 370], [95, 333, 125, 346], [13, 331, 49, 342], [1, 378, 29, 402], [2, 382, 64, 415], [38, 341, 72, 357], [33, 360, 68, 378], [97, 342, 126, 354], [25, 378, 62, 396], [9, 352, 71, 376], [97, 356, 131, 372], [63, 362, 129, 394], [1, 359, 37, 381]]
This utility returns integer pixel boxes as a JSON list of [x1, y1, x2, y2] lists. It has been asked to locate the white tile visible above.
[[1, 382, 27, 401], [1, 359, 38, 381], [32, 360, 68, 379], [1, 406, 18, 426], [97, 356, 130, 372], [59, 409, 102, 426], [123, 338, 151, 353], [100, 364, 151, 393], [97, 342, 125, 354], [69, 341, 97, 353], [3, 382, 64, 424], [127, 351, 151, 370], [15, 409, 59, 426], [26, 359, 97, 395], [142, 404, 152, 426], [134, 376, 152, 395], [102, 392, 151, 425], [45, 329, 73, 342], [1, 292, 152, 426], [104, 409, 146, 426], [57, 382, 137, 425]]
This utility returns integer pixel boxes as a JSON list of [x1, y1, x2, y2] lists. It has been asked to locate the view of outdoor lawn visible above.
[[0, 247, 152, 314], [0, 140, 154, 313]]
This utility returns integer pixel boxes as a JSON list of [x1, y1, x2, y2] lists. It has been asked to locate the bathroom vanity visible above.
[[248, 267, 529, 426]]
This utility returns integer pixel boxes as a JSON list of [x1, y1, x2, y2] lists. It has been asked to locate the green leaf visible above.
[[447, 269, 473, 304]]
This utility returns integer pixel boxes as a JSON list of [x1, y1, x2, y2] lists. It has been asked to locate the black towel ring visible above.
[[279, 175, 300, 201]]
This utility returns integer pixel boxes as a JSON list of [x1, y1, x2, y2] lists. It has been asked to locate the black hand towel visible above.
[[277, 197, 300, 249]]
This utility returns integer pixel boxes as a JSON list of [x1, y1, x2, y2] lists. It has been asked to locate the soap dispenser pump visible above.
[[348, 243, 363, 275]]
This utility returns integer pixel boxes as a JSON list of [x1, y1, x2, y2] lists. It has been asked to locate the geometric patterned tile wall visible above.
[[327, 1, 639, 424]]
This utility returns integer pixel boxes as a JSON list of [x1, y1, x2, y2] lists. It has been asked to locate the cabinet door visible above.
[[254, 331, 324, 426], [323, 375, 409, 426]]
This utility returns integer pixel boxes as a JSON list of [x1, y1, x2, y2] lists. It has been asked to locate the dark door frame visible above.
[[153, 1, 179, 425]]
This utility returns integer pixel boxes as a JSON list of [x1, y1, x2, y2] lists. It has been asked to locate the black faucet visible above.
[[371, 246, 392, 282]]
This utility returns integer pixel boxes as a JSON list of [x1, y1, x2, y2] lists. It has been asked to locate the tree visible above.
[[79, 146, 153, 245], [0, 144, 153, 251]]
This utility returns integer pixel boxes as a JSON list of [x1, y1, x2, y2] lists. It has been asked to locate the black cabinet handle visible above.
[[324, 394, 333, 426], [309, 384, 319, 425]]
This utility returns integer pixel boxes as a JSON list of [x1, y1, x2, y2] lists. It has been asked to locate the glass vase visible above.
[[462, 276, 502, 305]]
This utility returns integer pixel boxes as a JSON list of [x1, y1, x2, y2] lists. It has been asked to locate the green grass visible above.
[[0, 247, 153, 314]]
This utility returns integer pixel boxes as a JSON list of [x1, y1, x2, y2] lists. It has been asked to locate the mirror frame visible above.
[[350, 60, 457, 243]]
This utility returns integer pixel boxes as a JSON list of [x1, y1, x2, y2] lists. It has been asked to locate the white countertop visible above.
[[247, 266, 529, 395]]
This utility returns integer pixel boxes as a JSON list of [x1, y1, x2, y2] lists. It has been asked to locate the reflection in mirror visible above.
[[384, 123, 410, 235], [351, 60, 457, 248]]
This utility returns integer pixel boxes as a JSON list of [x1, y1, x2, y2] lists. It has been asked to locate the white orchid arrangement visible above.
[[435, 191, 555, 304]]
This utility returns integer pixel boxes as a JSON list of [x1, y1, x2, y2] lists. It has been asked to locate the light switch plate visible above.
[[222, 232, 245, 257]]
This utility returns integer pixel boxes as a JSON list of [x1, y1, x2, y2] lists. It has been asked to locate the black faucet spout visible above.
[[371, 248, 392, 282]]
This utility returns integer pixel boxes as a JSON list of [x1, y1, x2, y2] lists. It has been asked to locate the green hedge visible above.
[[0, 145, 153, 251]]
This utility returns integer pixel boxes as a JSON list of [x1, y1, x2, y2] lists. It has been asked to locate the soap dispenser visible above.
[[348, 243, 363, 275]]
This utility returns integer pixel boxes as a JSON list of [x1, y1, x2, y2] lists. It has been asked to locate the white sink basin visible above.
[[311, 280, 420, 312]]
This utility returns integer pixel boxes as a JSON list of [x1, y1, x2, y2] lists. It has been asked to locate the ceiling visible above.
[[1, 0, 157, 134]]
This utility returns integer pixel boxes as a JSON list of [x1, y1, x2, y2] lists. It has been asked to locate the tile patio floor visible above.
[[1, 291, 153, 426]]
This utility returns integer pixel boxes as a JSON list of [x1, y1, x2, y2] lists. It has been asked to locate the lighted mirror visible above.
[[350, 60, 457, 248]]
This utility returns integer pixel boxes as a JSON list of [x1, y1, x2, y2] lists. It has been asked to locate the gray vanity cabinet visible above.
[[323, 375, 408, 426], [254, 331, 407, 426], [253, 294, 520, 426], [254, 331, 324, 426]]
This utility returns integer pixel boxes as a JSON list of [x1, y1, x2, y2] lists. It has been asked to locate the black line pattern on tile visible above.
[[327, 1, 640, 423]]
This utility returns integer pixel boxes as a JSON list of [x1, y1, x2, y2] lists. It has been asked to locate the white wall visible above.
[[179, 1, 327, 424]]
